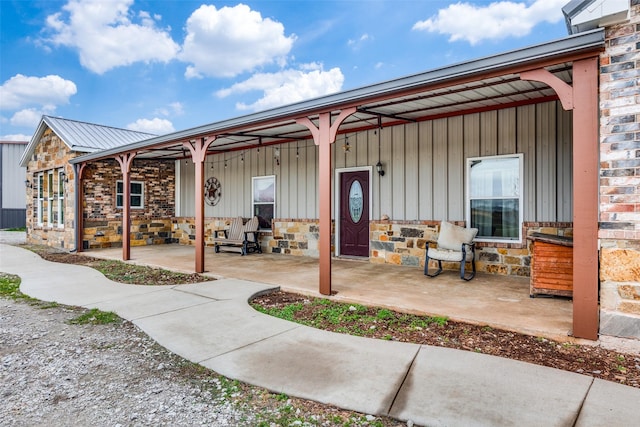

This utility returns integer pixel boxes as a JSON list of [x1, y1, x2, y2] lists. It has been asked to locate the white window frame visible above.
[[116, 180, 145, 209], [47, 170, 54, 227], [252, 175, 276, 230], [466, 153, 523, 243], [57, 169, 65, 228], [36, 173, 44, 226]]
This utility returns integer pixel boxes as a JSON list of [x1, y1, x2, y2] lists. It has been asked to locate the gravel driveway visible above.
[[0, 301, 253, 426]]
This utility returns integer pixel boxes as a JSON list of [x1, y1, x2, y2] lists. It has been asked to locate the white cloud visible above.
[[216, 63, 344, 111], [10, 108, 51, 128], [45, 0, 179, 74], [169, 102, 184, 116], [348, 33, 371, 49], [412, 0, 566, 45], [153, 102, 184, 117], [0, 74, 77, 111], [0, 133, 32, 142], [126, 118, 174, 134], [180, 4, 295, 78]]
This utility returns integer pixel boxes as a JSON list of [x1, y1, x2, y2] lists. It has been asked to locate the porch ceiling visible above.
[[70, 28, 603, 164], [126, 62, 572, 161]]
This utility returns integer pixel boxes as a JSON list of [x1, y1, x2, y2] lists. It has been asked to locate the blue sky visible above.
[[1, 0, 570, 141]]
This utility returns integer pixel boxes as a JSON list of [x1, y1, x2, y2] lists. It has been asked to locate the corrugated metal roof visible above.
[[43, 116, 156, 151], [20, 116, 156, 166]]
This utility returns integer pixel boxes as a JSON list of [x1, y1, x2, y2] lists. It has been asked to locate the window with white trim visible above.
[[36, 173, 44, 226], [466, 154, 523, 242], [47, 170, 54, 227], [252, 175, 275, 229], [116, 180, 144, 208], [57, 169, 65, 227]]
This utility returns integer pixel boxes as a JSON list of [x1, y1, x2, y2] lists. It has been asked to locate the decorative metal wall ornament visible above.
[[204, 176, 222, 206]]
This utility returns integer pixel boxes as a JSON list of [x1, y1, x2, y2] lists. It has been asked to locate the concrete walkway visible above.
[[1, 243, 639, 426]]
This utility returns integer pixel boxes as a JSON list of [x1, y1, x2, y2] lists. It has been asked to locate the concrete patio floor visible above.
[[86, 243, 575, 341]]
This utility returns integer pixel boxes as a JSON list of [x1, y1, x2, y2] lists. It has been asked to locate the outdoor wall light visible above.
[[25, 179, 32, 188], [376, 161, 385, 177], [60, 172, 69, 183]]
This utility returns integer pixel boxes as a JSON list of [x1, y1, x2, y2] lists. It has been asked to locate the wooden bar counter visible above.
[[527, 232, 573, 298]]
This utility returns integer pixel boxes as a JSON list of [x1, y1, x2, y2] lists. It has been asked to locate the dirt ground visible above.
[[33, 247, 640, 390]]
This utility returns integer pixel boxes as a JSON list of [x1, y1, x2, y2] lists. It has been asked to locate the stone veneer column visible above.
[[598, 1, 640, 340]]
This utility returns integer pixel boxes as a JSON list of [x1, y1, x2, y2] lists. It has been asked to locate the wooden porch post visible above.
[[570, 57, 599, 340], [184, 137, 215, 273], [297, 108, 356, 295], [115, 153, 136, 261], [74, 163, 86, 253], [521, 58, 600, 340]]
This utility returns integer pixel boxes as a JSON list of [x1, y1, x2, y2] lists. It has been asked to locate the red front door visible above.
[[340, 171, 369, 257]]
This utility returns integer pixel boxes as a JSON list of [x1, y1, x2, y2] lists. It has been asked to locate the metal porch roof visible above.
[[70, 28, 605, 165]]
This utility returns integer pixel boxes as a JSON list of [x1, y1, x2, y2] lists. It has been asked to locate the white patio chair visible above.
[[424, 221, 478, 281]]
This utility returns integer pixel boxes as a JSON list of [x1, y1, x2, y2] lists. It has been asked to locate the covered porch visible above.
[[86, 244, 573, 342], [69, 29, 603, 340]]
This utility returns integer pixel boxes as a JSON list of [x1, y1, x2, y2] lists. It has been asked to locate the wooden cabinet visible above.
[[528, 233, 573, 298]]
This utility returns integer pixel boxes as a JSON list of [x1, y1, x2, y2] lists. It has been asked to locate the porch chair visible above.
[[424, 221, 478, 281], [214, 216, 262, 255]]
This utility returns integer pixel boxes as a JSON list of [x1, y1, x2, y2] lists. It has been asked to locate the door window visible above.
[[349, 180, 363, 223]]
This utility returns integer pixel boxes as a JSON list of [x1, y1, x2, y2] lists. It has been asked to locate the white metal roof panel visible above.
[[44, 116, 156, 151]]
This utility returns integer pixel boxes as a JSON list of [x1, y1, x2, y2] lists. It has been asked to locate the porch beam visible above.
[[115, 153, 136, 261], [519, 59, 599, 340], [520, 68, 574, 110], [356, 107, 417, 123], [184, 137, 216, 273], [297, 107, 357, 296]]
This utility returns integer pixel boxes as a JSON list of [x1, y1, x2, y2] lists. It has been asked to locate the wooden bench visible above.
[[213, 216, 262, 255]]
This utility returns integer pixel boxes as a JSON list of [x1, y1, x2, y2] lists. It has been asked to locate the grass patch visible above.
[[251, 295, 449, 340], [253, 302, 304, 321], [22, 244, 209, 286], [68, 308, 120, 325], [4, 227, 26, 231], [0, 273, 37, 303], [86, 259, 206, 286]]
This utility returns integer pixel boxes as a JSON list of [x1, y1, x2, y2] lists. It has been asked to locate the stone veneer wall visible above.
[[598, 2, 640, 340], [171, 218, 321, 257], [371, 220, 572, 276], [172, 217, 239, 247], [81, 159, 175, 249], [267, 219, 321, 257], [25, 127, 77, 249], [186, 216, 572, 278], [370, 220, 440, 267]]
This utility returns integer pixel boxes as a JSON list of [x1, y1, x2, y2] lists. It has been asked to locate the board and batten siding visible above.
[[177, 100, 572, 224]]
